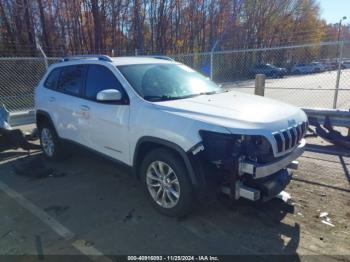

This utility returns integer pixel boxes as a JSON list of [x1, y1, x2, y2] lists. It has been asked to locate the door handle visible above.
[[49, 97, 56, 102], [80, 105, 90, 111]]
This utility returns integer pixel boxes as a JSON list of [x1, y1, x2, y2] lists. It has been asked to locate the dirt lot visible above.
[[0, 125, 349, 260]]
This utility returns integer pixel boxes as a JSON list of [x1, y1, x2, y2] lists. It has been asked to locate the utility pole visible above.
[[336, 16, 347, 61], [333, 16, 347, 109]]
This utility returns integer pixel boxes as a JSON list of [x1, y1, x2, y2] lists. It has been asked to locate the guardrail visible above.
[[303, 108, 350, 149], [303, 108, 350, 128]]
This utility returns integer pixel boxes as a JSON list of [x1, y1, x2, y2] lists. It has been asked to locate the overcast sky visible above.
[[318, 0, 349, 24]]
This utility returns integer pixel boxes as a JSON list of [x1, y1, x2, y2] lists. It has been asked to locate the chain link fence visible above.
[[0, 57, 58, 112], [0, 41, 349, 114], [173, 41, 350, 110]]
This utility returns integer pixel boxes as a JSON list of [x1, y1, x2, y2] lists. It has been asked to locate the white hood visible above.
[[152, 91, 307, 135]]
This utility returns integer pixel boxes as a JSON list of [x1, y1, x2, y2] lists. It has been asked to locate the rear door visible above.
[[37, 67, 62, 125], [53, 64, 87, 143], [79, 64, 130, 163]]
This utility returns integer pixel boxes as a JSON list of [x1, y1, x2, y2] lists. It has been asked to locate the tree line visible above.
[[0, 0, 349, 57]]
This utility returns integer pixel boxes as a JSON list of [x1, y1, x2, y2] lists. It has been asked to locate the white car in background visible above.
[[291, 62, 325, 74]]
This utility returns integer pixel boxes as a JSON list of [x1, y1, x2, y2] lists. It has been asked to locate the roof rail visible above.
[[60, 55, 113, 62], [150, 55, 174, 61]]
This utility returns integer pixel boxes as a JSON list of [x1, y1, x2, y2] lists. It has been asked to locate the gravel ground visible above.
[[0, 125, 349, 260]]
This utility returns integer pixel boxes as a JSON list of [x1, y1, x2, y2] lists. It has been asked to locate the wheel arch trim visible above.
[[36, 110, 57, 134], [132, 136, 199, 186]]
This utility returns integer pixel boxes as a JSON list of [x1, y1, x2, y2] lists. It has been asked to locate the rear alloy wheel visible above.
[[39, 123, 63, 160], [41, 128, 55, 157], [140, 148, 194, 217]]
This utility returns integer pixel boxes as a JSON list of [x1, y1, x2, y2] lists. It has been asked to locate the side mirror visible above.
[[96, 89, 122, 102]]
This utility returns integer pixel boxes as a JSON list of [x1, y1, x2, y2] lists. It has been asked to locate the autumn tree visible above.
[[0, 0, 348, 56]]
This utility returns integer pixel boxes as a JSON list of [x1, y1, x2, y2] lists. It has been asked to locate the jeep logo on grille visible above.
[[288, 119, 296, 126]]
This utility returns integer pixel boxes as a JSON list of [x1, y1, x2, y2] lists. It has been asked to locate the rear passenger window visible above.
[[44, 68, 61, 89], [85, 65, 124, 100], [57, 65, 85, 95]]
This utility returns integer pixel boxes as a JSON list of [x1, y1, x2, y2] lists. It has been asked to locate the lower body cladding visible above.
[[191, 138, 305, 202]]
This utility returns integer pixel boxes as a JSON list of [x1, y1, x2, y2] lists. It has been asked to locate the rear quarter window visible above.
[[44, 68, 61, 89], [57, 65, 86, 96]]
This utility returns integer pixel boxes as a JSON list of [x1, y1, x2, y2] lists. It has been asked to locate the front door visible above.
[[78, 64, 130, 164]]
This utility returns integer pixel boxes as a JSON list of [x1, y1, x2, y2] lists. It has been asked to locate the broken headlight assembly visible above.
[[199, 130, 242, 162], [199, 130, 273, 165]]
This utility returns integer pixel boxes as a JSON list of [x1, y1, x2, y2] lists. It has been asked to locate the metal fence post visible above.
[[37, 44, 48, 70], [210, 52, 213, 80], [348, 109, 350, 137], [255, 74, 266, 96], [210, 40, 219, 81], [333, 40, 344, 109]]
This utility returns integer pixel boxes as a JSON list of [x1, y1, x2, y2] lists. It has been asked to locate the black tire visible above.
[[140, 148, 194, 217], [38, 121, 63, 160]]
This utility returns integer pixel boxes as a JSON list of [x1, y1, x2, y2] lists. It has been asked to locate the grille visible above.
[[273, 122, 307, 153]]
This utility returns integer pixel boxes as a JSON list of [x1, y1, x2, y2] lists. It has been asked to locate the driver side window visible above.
[[85, 65, 125, 100]]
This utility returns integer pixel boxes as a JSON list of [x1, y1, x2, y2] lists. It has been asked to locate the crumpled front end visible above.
[[189, 126, 307, 202]]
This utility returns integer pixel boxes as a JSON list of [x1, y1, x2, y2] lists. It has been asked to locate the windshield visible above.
[[117, 63, 222, 101]]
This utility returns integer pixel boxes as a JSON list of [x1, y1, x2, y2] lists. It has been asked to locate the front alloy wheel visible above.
[[140, 148, 194, 217], [146, 161, 180, 208]]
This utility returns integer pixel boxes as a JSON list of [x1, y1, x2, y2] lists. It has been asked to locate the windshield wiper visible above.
[[144, 90, 227, 101], [144, 95, 179, 101], [201, 91, 219, 95], [197, 89, 227, 96]]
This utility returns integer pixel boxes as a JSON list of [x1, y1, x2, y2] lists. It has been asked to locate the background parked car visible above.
[[330, 61, 347, 70], [342, 61, 350, 69], [291, 62, 324, 74], [321, 62, 334, 71], [250, 64, 287, 78], [291, 63, 314, 74], [310, 62, 326, 72]]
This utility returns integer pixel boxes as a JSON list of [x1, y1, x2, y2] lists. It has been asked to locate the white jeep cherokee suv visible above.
[[35, 55, 307, 217]]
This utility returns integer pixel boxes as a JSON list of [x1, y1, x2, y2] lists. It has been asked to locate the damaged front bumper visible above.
[[222, 169, 292, 202], [221, 139, 305, 201], [192, 131, 306, 203]]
